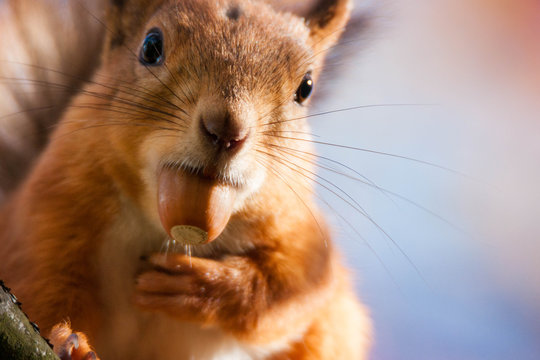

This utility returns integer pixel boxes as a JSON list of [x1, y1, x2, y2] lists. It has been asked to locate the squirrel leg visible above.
[[49, 322, 99, 360]]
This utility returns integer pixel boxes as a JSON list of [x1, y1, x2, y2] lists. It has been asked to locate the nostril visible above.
[[199, 116, 248, 152], [209, 133, 220, 145], [200, 118, 220, 145]]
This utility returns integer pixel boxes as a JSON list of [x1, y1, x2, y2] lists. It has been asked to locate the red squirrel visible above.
[[0, 0, 371, 358]]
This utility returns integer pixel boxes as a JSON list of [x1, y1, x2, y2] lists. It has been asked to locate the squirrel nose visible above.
[[200, 112, 249, 152]]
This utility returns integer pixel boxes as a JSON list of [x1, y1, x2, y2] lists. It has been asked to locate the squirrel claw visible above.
[[49, 322, 100, 360], [59, 333, 79, 358]]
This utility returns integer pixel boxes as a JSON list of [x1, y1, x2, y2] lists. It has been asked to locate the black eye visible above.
[[139, 29, 164, 66], [294, 73, 313, 104]]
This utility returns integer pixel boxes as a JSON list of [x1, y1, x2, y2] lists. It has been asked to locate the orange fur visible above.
[[0, 0, 371, 358]]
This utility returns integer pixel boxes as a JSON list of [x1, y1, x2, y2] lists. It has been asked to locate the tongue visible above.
[[157, 167, 236, 245]]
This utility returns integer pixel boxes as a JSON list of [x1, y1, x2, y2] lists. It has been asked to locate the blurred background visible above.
[[311, 0, 540, 358]]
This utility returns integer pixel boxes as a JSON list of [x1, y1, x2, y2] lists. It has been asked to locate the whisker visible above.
[[264, 130, 320, 138], [72, 0, 186, 107], [265, 142, 397, 206], [265, 142, 471, 236], [0, 60, 184, 113], [54, 120, 181, 140], [257, 146, 428, 285], [0, 105, 58, 121], [263, 133, 465, 176], [258, 103, 435, 128], [64, 103, 186, 130], [255, 156, 329, 248], [162, 61, 195, 107], [257, 148, 404, 291], [0, 76, 187, 122], [159, 27, 197, 106], [258, 145, 377, 228], [0, 76, 188, 128]]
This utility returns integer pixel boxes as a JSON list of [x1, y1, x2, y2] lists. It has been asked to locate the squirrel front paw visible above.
[[134, 253, 266, 333], [49, 322, 99, 360]]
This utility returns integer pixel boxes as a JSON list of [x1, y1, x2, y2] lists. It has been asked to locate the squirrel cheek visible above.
[[157, 167, 236, 245]]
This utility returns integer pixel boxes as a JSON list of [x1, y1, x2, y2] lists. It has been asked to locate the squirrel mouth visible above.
[[157, 166, 237, 245]]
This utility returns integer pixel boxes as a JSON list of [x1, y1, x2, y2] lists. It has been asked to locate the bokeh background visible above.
[[311, 0, 540, 358]]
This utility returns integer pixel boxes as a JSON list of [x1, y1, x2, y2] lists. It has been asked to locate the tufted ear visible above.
[[305, 0, 352, 51], [270, 0, 352, 52]]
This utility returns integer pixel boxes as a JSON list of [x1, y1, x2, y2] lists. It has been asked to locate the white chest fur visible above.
[[94, 201, 289, 360]]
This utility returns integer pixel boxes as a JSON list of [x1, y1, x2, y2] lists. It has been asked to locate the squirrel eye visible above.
[[139, 29, 164, 66], [294, 73, 313, 104]]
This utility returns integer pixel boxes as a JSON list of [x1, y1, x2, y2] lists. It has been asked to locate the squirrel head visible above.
[[63, 0, 352, 243]]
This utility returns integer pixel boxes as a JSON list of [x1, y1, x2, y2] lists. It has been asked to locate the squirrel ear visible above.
[[270, 0, 352, 51], [303, 0, 352, 47]]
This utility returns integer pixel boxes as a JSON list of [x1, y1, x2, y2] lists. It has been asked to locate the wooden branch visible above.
[[0, 280, 59, 359]]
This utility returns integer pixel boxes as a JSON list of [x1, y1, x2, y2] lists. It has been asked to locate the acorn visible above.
[[157, 167, 236, 245]]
